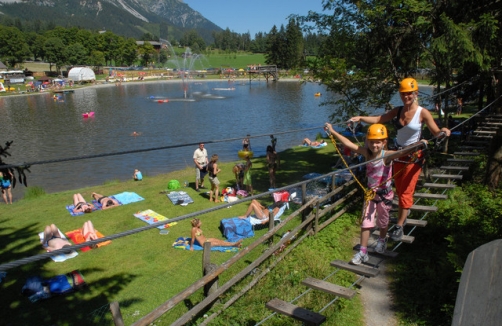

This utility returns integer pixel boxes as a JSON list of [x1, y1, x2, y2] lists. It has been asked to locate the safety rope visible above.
[[0, 125, 347, 170]]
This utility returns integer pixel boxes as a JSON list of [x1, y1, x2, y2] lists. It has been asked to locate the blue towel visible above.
[[172, 237, 239, 252], [220, 217, 255, 242], [167, 191, 194, 206], [112, 192, 144, 205], [65, 204, 99, 216]]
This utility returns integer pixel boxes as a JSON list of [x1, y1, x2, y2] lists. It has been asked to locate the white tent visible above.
[[68, 67, 96, 82]]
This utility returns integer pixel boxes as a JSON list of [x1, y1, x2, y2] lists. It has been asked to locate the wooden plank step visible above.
[[421, 183, 456, 189], [266, 298, 326, 325], [446, 159, 475, 163], [392, 200, 438, 212], [440, 166, 470, 171], [481, 122, 502, 126], [353, 244, 399, 258], [405, 219, 428, 227], [372, 231, 415, 243], [454, 152, 481, 156], [431, 174, 463, 180], [413, 192, 448, 199], [464, 140, 488, 145], [302, 277, 356, 299], [473, 130, 497, 134], [330, 260, 380, 277], [457, 146, 485, 151], [469, 135, 492, 139]]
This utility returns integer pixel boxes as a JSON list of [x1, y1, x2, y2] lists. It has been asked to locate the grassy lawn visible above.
[[0, 141, 363, 325]]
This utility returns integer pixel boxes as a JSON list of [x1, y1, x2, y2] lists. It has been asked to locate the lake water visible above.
[[0, 79, 426, 198]]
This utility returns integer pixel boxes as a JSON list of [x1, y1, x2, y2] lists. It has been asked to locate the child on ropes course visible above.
[[324, 123, 427, 265]]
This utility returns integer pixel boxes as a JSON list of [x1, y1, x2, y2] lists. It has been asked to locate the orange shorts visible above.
[[394, 151, 423, 209]]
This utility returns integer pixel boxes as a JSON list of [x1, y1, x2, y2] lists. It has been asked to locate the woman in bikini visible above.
[[91, 192, 120, 210], [190, 218, 242, 251], [72, 193, 94, 214], [238, 199, 282, 222], [42, 224, 72, 252]]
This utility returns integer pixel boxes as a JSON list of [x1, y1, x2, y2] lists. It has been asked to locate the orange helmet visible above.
[[366, 124, 388, 140], [399, 78, 418, 92]]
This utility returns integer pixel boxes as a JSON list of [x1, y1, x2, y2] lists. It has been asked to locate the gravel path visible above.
[[360, 260, 398, 326]]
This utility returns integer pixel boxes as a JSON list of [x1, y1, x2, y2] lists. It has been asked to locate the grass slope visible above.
[[0, 141, 363, 325]]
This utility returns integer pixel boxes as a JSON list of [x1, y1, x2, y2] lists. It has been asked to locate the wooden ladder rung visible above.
[[302, 277, 356, 299], [454, 152, 480, 156], [431, 174, 463, 180], [446, 158, 475, 163], [373, 231, 414, 243], [413, 192, 448, 200], [440, 166, 470, 171], [392, 200, 438, 212], [464, 140, 487, 145], [266, 298, 326, 325], [421, 183, 456, 189], [473, 130, 497, 134], [405, 219, 428, 227], [354, 244, 399, 258], [330, 260, 379, 277], [457, 146, 485, 151]]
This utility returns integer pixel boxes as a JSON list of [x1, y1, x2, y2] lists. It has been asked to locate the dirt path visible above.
[[360, 260, 398, 326]]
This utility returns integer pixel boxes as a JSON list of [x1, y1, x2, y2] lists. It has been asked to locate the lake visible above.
[[0, 79, 427, 199]]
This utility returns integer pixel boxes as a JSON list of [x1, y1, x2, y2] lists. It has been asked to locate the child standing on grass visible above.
[[325, 123, 427, 265]]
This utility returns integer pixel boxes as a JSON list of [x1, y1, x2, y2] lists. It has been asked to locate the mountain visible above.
[[0, 0, 222, 43]]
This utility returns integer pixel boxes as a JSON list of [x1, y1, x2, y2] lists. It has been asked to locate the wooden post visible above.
[[110, 301, 125, 326], [313, 202, 320, 235], [202, 242, 219, 298], [301, 183, 307, 221]]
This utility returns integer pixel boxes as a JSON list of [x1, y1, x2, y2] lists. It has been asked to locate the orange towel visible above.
[[65, 229, 111, 251]]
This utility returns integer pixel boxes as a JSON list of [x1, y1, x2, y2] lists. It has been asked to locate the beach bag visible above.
[[273, 190, 289, 202], [168, 180, 180, 190]]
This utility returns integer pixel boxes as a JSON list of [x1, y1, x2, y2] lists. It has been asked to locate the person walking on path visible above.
[[193, 142, 208, 192], [208, 154, 222, 202], [349, 77, 450, 241]]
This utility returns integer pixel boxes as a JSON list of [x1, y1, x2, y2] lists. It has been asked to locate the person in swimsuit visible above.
[[238, 199, 282, 223], [42, 224, 72, 252], [303, 138, 326, 147], [72, 193, 94, 214], [266, 145, 280, 189], [0, 170, 14, 204], [91, 192, 120, 209], [190, 218, 242, 251]]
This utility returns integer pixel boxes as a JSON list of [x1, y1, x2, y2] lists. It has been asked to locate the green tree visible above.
[[0, 26, 30, 67], [43, 37, 66, 72], [64, 43, 88, 66], [137, 42, 156, 66], [89, 50, 105, 67], [283, 18, 304, 69], [264, 25, 281, 67]]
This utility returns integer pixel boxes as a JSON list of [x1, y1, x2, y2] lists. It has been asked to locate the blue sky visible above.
[[183, 0, 326, 36]]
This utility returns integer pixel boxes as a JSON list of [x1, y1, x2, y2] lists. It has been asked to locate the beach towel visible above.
[[65, 204, 99, 216], [220, 218, 255, 242], [304, 142, 328, 149], [172, 237, 239, 252], [166, 191, 194, 206], [112, 192, 144, 205], [38, 230, 78, 262], [65, 229, 112, 252], [133, 209, 178, 229]]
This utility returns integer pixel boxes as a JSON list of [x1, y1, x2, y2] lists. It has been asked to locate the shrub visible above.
[[23, 186, 46, 199]]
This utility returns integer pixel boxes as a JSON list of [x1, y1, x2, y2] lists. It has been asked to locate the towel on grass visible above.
[[220, 217, 254, 242], [65, 229, 112, 252], [65, 204, 99, 216], [172, 237, 239, 252], [112, 192, 144, 205], [167, 191, 194, 206], [134, 209, 177, 229], [38, 230, 78, 262]]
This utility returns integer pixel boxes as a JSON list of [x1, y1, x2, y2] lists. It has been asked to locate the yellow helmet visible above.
[[399, 78, 418, 92], [366, 124, 388, 140]]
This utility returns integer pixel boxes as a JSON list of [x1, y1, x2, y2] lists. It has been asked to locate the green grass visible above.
[[0, 141, 364, 325]]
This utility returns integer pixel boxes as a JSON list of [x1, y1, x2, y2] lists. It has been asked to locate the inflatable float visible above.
[[314, 92, 322, 97], [157, 99, 169, 103], [82, 112, 94, 118], [238, 150, 254, 159]]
